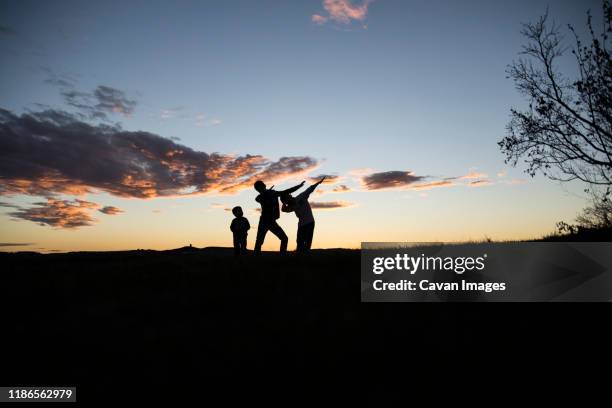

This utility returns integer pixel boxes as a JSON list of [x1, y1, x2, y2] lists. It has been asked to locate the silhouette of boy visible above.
[[281, 176, 325, 251], [230, 206, 250, 255], [253, 180, 304, 254]]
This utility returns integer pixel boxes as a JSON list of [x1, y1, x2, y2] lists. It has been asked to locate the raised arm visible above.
[[280, 180, 305, 195], [303, 176, 326, 196]]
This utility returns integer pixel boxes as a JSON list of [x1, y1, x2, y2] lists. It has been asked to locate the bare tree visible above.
[[499, 1, 612, 187], [575, 190, 612, 228], [556, 189, 612, 235]]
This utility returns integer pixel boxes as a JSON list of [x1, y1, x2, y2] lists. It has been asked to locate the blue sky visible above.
[[0, 0, 604, 250]]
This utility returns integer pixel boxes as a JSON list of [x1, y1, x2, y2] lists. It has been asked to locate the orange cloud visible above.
[[0, 175, 91, 197], [220, 157, 318, 194], [99, 206, 124, 215], [9, 198, 100, 229], [0, 109, 318, 199]]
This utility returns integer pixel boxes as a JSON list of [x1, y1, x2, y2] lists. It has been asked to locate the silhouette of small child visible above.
[[230, 206, 250, 255]]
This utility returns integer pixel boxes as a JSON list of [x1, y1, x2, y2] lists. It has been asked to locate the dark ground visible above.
[[1, 247, 609, 402]]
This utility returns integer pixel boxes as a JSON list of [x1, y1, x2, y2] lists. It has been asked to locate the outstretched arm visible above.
[[303, 176, 326, 196], [280, 180, 305, 195]]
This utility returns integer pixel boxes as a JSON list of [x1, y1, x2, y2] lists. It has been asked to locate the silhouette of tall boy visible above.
[[253, 180, 304, 254], [230, 206, 250, 255]]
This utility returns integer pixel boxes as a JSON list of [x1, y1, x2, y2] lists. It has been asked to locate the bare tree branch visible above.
[[500, 1, 612, 187]]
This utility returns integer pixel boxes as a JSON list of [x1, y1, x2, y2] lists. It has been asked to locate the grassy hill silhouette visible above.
[[1, 245, 609, 401]]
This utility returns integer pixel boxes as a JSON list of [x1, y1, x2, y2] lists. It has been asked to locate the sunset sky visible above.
[[0, 0, 603, 252]]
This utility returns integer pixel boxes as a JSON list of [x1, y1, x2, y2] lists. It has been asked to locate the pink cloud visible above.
[[412, 180, 455, 191], [310, 200, 355, 210], [311, 14, 328, 24], [459, 171, 488, 180], [312, 0, 373, 25], [331, 184, 352, 193], [356, 169, 499, 192]]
